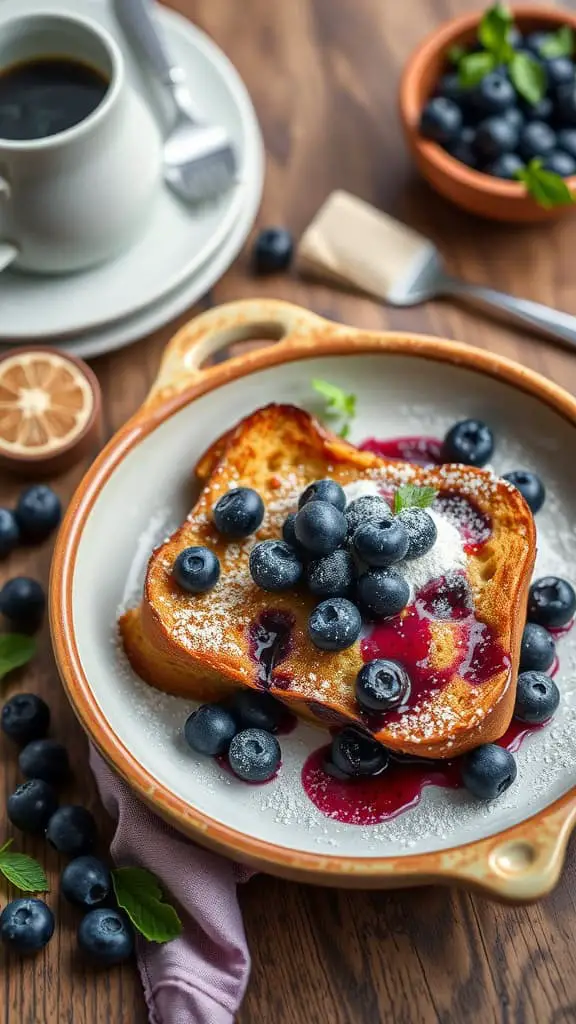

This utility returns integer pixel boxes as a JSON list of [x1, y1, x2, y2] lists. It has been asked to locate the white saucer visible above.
[[0, 0, 264, 343]]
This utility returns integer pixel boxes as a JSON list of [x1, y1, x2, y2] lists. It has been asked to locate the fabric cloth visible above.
[[90, 746, 252, 1024]]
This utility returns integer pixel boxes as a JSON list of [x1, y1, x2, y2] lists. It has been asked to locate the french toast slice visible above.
[[120, 404, 536, 758]]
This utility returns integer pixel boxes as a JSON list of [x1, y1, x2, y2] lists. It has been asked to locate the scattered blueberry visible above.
[[519, 622, 556, 673], [472, 72, 516, 115], [330, 727, 389, 778], [306, 549, 356, 598], [15, 485, 61, 542], [528, 576, 576, 629], [0, 507, 19, 557], [61, 856, 112, 909], [213, 487, 265, 538], [555, 81, 576, 124], [485, 152, 524, 180], [228, 728, 281, 782], [0, 899, 54, 953], [298, 479, 346, 512], [557, 127, 576, 159], [355, 659, 410, 712], [353, 515, 409, 567], [541, 150, 576, 177], [253, 227, 294, 275], [19, 738, 70, 786], [545, 56, 575, 88], [447, 127, 477, 168], [503, 470, 546, 513], [7, 779, 58, 834], [357, 568, 410, 620], [78, 908, 134, 965], [46, 805, 97, 856], [461, 744, 517, 800], [396, 507, 437, 560], [474, 116, 519, 160], [294, 500, 347, 557], [503, 107, 525, 132], [419, 96, 462, 144], [249, 540, 303, 591], [1, 692, 50, 745], [345, 494, 390, 539], [184, 704, 237, 756], [518, 120, 556, 162], [442, 418, 494, 467], [308, 597, 362, 651], [0, 576, 45, 630], [229, 690, 286, 733], [173, 546, 220, 594], [515, 671, 560, 724]]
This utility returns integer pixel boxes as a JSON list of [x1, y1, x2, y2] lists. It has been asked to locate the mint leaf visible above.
[[539, 26, 573, 59], [0, 840, 49, 892], [312, 379, 356, 438], [516, 158, 575, 209], [0, 634, 36, 681], [112, 867, 182, 943], [458, 51, 497, 87], [447, 44, 466, 66], [393, 485, 438, 513], [509, 52, 546, 105], [478, 3, 514, 62]]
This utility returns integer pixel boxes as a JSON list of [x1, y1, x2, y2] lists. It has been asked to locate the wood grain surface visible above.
[[3, 0, 576, 1021]]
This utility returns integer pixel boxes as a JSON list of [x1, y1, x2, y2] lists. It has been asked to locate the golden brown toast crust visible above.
[[119, 404, 536, 758]]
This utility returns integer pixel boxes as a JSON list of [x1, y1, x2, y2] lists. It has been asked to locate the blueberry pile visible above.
[[183, 689, 284, 783], [0, 692, 133, 963]]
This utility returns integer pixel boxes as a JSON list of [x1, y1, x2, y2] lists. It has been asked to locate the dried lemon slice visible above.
[[0, 348, 102, 475]]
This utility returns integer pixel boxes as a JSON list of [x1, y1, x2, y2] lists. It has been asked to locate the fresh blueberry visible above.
[[524, 31, 552, 57], [249, 540, 303, 591], [528, 576, 576, 629], [557, 127, 576, 159], [281, 513, 309, 560], [213, 487, 265, 538], [442, 418, 494, 467], [308, 597, 362, 651], [542, 150, 576, 176], [1, 693, 50, 745], [519, 120, 556, 161], [474, 116, 519, 160], [437, 72, 465, 103], [227, 728, 281, 782], [503, 469, 546, 513], [519, 622, 556, 673], [173, 546, 220, 594], [395, 508, 437, 560], [253, 227, 294, 274], [419, 96, 462, 144], [503, 107, 525, 132], [357, 568, 410, 620], [353, 515, 409, 567], [0, 507, 20, 557], [345, 494, 391, 539], [15, 485, 61, 542], [19, 738, 70, 786], [78, 908, 134, 965], [0, 576, 45, 631], [298, 479, 346, 512], [461, 744, 517, 800], [556, 81, 576, 124], [515, 671, 560, 724], [472, 72, 516, 115], [0, 899, 54, 953], [7, 779, 58, 834], [485, 152, 525, 179], [294, 500, 347, 556], [46, 805, 97, 856], [545, 56, 575, 88], [330, 727, 389, 778], [184, 704, 237, 756], [61, 856, 112, 909], [446, 127, 477, 168], [355, 659, 410, 712], [306, 549, 356, 598], [520, 95, 554, 122], [229, 690, 286, 733]]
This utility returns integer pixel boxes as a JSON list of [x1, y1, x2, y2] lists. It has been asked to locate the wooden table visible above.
[[3, 0, 576, 1020]]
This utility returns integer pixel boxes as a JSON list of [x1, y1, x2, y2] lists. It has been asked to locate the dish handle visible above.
[[143, 298, 343, 410]]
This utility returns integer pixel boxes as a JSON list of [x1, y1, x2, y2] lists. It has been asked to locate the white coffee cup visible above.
[[0, 12, 162, 275]]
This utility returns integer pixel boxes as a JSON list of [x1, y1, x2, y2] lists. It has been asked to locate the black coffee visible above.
[[0, 57, 109, 141]]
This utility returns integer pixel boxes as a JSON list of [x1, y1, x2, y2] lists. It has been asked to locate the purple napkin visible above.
[[89, 746, 252, 1024]]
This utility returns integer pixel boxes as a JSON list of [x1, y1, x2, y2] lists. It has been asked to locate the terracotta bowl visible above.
[[51, 299, 576, 897], [399, 5, 576, 222]]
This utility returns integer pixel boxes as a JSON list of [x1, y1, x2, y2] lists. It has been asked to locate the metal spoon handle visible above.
[[115, 0, 184, 84], [441, 276, 576, 352]]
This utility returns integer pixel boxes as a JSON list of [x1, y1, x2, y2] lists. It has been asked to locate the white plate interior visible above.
[[0, 0, 262, 340], [71, 354, 576, 859]]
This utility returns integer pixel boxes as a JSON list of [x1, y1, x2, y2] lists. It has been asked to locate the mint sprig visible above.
[[0, 634, 36, 682], [0, 839, 49, 892], [112, 867, 182, 943], [454, 3, 546, 105], [393, 485, 438, 513], [516, 158, 575, 209], [539, 26, 574, 60], [477, 2, 513, 63], [312, 379, 356, 439], [508, 51, 546, 106]]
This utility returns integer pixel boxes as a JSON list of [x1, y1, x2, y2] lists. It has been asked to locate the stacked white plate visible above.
[[0, 0, 264, 359]]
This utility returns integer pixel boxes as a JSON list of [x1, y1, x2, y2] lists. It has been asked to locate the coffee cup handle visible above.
[[0, 175, 19, 271]]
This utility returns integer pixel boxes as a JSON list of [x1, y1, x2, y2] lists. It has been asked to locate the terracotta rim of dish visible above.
[[399, 5, 576, 200], [50, 299, 576, 898]]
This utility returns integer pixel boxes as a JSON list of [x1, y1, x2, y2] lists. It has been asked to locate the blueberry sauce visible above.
[[249, 611, 294, 688], [360, 436, 443, 466]]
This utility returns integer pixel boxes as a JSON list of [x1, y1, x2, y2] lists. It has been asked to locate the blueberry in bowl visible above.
[[228, 728, 281, 782], [442, 418, 494, 467], [329, 727, 389, 778], [503, 469, 545, 513], [461, 743, 517, 800], [184, 704, 237, 756]]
